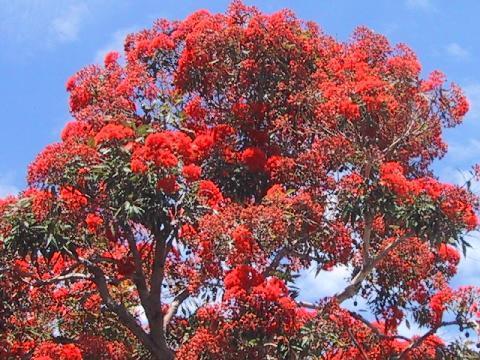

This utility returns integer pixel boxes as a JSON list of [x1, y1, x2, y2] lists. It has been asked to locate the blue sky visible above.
[[1, 0, 480, 340]]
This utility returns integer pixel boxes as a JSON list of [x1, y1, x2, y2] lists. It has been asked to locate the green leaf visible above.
[[136, 124, 150, 136]]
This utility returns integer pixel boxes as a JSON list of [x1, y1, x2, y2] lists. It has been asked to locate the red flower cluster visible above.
[[223, 264, 264, 300], [104, 51, 120, 67], [176, 264, 314, 358], [157, 175, 179, 194], [438, 243, 460, 265], [182, 164, 202, 182], [94, 123, 134, 145], [240, 147, 267, 172], [32, 342, 82, 360], [59, 186, 88, 211], [78, 335, 128, 359], [198, 180, 224, 208], [28, 142, 97, 185], [61, 120, 93, 142], [380, 162, 478, 230], [429, 287, 454, 324], [23, 188, 53, 221], [265, 155, 296, 182], [379, 162, 412, 197], [131, 131, 196, 173], [85, 213, 103, 233], [228, 225, 258, 265]]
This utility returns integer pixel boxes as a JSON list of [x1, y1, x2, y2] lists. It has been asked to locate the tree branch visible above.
[[347, 328, 370, 360], [149, 224, 173, 303], [81, 258, 171, 359], [398, 321, 460, 360], [124, 227, 150, 314], [33, 273, 91, 286], [298, 301, 410, 342], [163, 289, 190, 332], [383, 116, 420, 156], [146, 222, 176, 357], [335, 234, 407, 303], [362, 212, 374, 263], [263, 248, 288, 277]]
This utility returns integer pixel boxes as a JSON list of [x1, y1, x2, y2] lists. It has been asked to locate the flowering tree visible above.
[[1, 2, 480, 359]]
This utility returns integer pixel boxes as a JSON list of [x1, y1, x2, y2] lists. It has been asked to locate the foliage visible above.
[[1, 1, 479, 359]]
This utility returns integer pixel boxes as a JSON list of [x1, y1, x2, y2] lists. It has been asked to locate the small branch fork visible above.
[[397, 321, 461, 360], [163, 289, 189, 332], [335, 234, 408, 303], [19, 226, 187, 360], [347, 327, 370, 360], [298, 300, 464, 357]]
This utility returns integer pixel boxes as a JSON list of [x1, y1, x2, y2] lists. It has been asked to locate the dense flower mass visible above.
[[379, 161, 478, 230], [240, 147, 267, 172], [1, 1, 479, 359], [85, 213, 103, 233], [32, 342, 83, 360], [94, 123, 135, 145], [59, 186, 88, 211], [198, 180, 224, 208]]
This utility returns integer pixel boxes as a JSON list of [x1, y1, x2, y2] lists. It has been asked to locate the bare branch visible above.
[[147, 223, 176, 354], [33, 273, 91, 286], [263, 248, 288, 277], [398, 321, 460, 360], [150, 224, 174, 302], [124, 227, 150, 310], [79, 257, 172, 359], [335, 234, 407, 303], [163, 289, 190, 332], [383, 115, 420, 156], [298, 301, 410, 342], [362, 212, 374, 263], [347, 328, 370, 360]]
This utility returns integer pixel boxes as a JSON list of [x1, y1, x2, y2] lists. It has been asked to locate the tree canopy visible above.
[[1, 1, 480, 359]]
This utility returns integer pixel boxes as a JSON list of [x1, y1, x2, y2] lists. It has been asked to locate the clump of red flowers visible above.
[[85, 213, 103, 233], [94, 124, 134, 145]]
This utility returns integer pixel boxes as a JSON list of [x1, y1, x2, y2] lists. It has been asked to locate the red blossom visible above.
[[182, 164, 202, 182], [32, 342, 82, 360], [94, 124, 135, 145], [240, 147, 267, 172], [198, 180, 224, 208], [104, 51, 120, 67], [157, 175, 179, 194], [85, 213, 103, 233], [59, 186, 88, 211]]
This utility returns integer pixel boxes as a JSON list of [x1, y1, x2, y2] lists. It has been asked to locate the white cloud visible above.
[[446, 42, 470, 60], [50, 3, 88, 43], [94, 27, 136, 64], [297, 265, 350, 302], [0, 1, 89, 53], [406, 0, 434, 11]]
